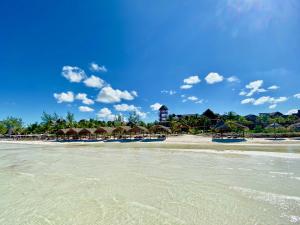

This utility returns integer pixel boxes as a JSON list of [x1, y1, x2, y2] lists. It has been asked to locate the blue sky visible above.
[[0, 0, 300, 124]]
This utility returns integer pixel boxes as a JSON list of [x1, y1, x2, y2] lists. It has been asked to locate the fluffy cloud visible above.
[[205, 72, 224, 84], [253, 96, 272, 105], [183, 75, 201, 85], [150, 103, 162, 111], [245, 80, 264, 96], [79, 106, 94, 112], [269, 104, 277, 109], [54, 91, 74, 103], [241, 96, 288, 106], [62, 66, 86, 83], [84, 75, 105, 89], [89, 62, 107, 72], [227, 76, 239, 83], [294, 93, 300, 99], [239, 90, 247, 96], [131, 91, 138, 97], [268, 85, 279, 90], [187, 96, 198, 101], [180, 84, 193, 89], [96, 87, 136, 103], [97, 108, 115, 121], [195, 100, 203, 104], [161, 90, 176, 95], [114, 104, 137, 112], [241, 98, 255, 104], [75, 93, 94, 105], [286, 109, 298, 115]]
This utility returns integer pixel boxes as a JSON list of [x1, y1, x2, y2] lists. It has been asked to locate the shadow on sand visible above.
[[212, 138, 247, 143]]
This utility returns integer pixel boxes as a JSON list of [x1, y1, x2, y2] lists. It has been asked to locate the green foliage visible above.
[[0, 122, 8, 134], [128, 111, 141, 125]]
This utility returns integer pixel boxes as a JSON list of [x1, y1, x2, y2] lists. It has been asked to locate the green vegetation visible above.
[[0, 110, 299, 135]]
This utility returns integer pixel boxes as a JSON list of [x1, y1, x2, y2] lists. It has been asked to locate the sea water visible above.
[[0, 143, 300, 225]]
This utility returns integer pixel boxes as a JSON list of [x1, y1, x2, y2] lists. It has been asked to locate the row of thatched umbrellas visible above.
[[56, 125, 171, 140]]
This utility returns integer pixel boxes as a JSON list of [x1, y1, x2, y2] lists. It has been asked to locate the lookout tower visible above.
[[159, 105, 168, 123]]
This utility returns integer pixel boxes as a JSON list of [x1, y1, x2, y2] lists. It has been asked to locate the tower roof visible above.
[[159, 105, 168, 110]]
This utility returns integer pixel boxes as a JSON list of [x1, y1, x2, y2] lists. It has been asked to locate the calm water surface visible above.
[[0, 143, 300, 225]]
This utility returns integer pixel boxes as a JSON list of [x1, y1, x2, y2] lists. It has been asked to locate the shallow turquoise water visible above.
[[0, 143, 300, 225]]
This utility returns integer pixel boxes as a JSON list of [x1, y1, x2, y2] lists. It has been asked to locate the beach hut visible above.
[[65, 128, 81, 140], [95, 127, 114, 139], [112, 126, 131, 139], [78, 128, 96, 140], [128, 126, 149, 139]]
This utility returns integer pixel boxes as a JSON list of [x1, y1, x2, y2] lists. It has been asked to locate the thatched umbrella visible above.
[[65, 128, 81, 139], [95, 127, 114, 139], [78, 128, 96, 139], [112, 126, 131, 139], [149, 125, 171, 134], [128, 126, 149, 134]]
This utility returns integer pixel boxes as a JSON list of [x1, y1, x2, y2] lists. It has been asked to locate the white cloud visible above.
[[271, 97, 288, 104], [114, 104, 137, 111], [241, 98, 255, 104], [96, 86, 136, 103], [79, 106, 94, 112], [187, 96, 198, 101], [62, 66, 86, 83], [294, 93, 300, 99], [253, 96, 272, 105], [269, 104, 277, 109], [131, 91, 138, 97], [245, 80, 264, 96], [268, 85, 279, 90], [241, 96, 288, 106], [161, 90, 176, 95], [227, 76, 239, 83], [97, 108, 115, 121], [205, 72, 224, 84], [90, 62, 107, 72], [239, 90, 247, 96], [195, 100, 204, 104], [180, 84, 193, 89], [150, 103, 162, 111], [75, 93, 94, 105], [84, 75, 105, 89], [54, 91, 74, 103], [114, 104, 146, 118], [286, 109, 298, 115], [183, 75, 201, 85]]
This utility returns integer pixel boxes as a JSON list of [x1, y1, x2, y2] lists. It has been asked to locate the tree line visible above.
[[0, 111, 299, 135]]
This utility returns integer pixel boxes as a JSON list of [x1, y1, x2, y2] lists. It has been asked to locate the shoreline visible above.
[[1, 135, 300, 154]]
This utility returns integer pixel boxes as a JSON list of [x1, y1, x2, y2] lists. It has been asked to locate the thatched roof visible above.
[[65, 128, 81, 135], [226, 121, 249, 130], [214, 122, 230, 132], [78, 128, 96, 135], [159, 105, 168, 111], [112, 126, 131, 134], [128, 126, 149, 133], [149, 125, 171, 133], [56, 129, 69, 135], [95, 127, 114, 134]]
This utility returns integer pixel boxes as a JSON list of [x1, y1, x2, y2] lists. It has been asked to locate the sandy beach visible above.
[[1, 135, 300, 153]]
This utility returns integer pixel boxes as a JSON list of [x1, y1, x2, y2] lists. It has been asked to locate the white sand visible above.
[[1, 135, 300, 148]]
